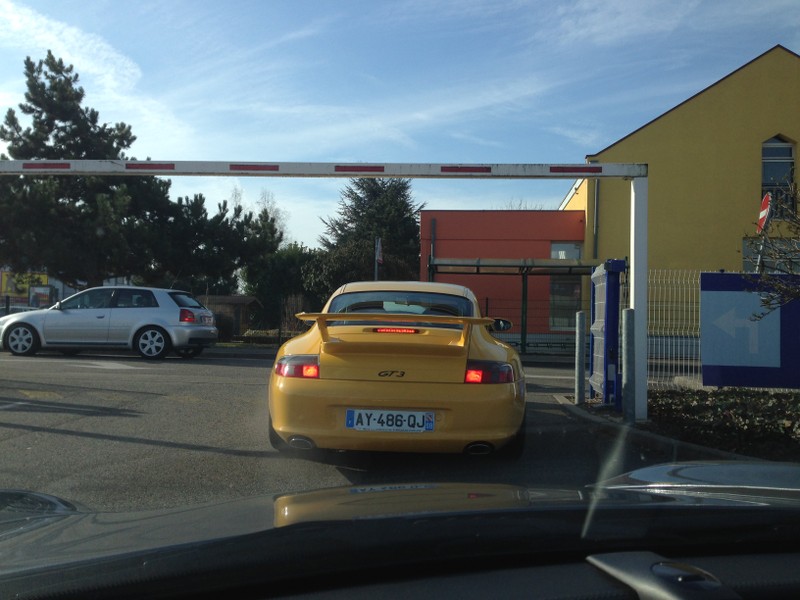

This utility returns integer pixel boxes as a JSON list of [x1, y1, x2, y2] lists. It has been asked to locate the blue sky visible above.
[[1, 0, 799, 247]]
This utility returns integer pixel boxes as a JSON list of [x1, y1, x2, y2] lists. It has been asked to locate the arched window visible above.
[[762, 136, 795, 217]]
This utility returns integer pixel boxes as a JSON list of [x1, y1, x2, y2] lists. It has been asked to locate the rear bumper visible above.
[[269, 376, 525, 453], [171, 327, 218, 348]]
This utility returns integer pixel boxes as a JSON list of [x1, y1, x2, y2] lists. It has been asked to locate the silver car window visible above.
[[329, 292, 473, 317], [169, 292, 205, 309], [327, 291, 473, 329], [115, 289, 158, 308], [60, 288, 114, 310]]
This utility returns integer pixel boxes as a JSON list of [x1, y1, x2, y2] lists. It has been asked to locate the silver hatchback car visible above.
[[0, 286, 218, 359]]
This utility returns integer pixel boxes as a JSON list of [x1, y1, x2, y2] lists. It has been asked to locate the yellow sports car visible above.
[[268, 281, 526, 455]]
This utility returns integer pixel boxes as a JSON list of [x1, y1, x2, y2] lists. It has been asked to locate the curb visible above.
[[553, 394, 761, 462]]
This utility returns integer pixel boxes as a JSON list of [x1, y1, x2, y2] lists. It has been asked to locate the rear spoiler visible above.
[[295, 312, 494, 347]]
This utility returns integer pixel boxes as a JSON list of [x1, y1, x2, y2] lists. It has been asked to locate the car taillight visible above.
[[464, 360, 514, 384], [374, 327, 419, 334], [275, 355, 320, 379], [179, 309, 196, 323]]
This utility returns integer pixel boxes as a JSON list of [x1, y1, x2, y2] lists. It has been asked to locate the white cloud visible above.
[[0, 1, 552, 165], [546, 125, 603, 149], [0, 0, 141, 94], [448, 131, 505, 148], [0, 89, 18, 108], [261, 19, 333, 50], [540, 0, 800, 49], [542, 0, 699, 46], [0, 0, 197, 160], [235, 73, 553, 160]]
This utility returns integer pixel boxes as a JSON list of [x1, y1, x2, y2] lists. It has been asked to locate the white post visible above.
[[574, 311, 585, 405], [621, 308, 635, 424], [630, 178, 648, 421]]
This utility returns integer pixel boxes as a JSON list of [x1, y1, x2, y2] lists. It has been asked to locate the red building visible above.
[[420, 210, 594, 351]]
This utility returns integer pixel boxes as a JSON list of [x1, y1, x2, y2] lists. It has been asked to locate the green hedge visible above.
[[644, 390, 800, 461]]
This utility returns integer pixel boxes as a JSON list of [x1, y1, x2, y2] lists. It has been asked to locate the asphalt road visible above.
[[0, 351, 723, 512]]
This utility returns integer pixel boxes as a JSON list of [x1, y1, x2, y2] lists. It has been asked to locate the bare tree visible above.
[[745, 183, 800, 317]]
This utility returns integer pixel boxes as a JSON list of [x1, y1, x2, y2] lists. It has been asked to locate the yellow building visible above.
[[560, 45, 800, 272]]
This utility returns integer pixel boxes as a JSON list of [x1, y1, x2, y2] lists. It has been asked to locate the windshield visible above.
[[329, 291, 473, 317], [0, 4, 798, 598]]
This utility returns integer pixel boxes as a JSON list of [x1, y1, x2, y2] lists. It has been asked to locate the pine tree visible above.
[[309, 178, 423, 294], [0, 52, 266, 291]]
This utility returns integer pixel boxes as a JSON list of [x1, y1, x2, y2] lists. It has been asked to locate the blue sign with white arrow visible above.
[[701, 272, 800, 388]]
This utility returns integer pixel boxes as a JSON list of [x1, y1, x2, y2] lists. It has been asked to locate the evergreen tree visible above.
[[0, 52, 262, 291], [0, 52, 142, 286], [308, 178, 423, 296], [243, 240, 320, 329]]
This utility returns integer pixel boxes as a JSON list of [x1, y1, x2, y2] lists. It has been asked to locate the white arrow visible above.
[[713, 308, 759, 353]]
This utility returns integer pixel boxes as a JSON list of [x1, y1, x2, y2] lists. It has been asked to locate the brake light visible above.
[[465, 369, 484, 383], [179, 309, 196, 323], [374, 327, 419, 334], [275, 355, 320, 379], [464, 360, 514, 384]]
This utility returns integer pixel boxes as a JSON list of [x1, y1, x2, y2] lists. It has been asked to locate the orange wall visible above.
[[420, 210, 586, 333]]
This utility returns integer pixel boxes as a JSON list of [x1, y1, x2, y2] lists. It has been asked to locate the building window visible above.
[[550, 242, 582, 260], [550, 243, 582, 330], [550, 277, 582, 330], [762, 136, 795, 217]]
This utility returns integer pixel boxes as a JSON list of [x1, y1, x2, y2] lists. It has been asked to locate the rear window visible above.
[[169, 292, 206, 309], [327, 291, 473, 328], [115, 289, 158, 308]]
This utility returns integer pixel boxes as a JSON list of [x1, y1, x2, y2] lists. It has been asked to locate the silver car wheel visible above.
[[135, 327, 170, 359], [5, 324, 40, 356]]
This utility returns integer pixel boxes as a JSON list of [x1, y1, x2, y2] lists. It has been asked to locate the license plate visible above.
[[345, 409, 434, 432], [202, 315, 214, 325]]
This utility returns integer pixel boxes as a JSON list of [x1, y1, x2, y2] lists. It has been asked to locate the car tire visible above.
[[175, 347, 203, 359], [134, 326, 171, 360], [4, 323, 40, 356]]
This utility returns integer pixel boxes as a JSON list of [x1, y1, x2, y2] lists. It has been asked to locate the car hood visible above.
[[591, 460, 800, 505], [2, 461, 800, 596]]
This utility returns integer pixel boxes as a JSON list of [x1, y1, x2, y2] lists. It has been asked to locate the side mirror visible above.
[[491, 318, 512, 332], [53, 301, 62, 310]]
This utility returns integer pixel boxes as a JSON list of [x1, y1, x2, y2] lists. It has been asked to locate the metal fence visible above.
[[631, 270, 703, 390], [485, 270, 706, 390], [634, 269, 796, 391], [482, 295, 578, 355]]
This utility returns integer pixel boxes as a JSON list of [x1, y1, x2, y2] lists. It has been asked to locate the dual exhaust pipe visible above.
[[463, 441, 494, 455], [288, 436, 315, 451]]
